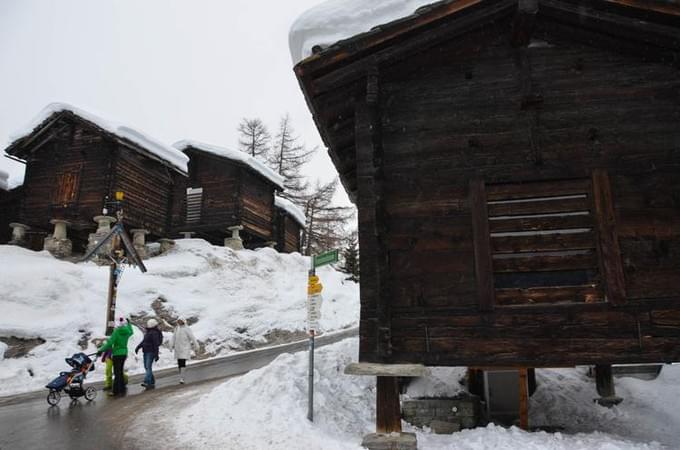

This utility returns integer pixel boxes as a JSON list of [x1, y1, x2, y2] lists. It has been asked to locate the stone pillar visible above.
[[180, 231, 195, 239], [8, 223, 31, 247], [594, 364, 623, 407], [87, 215, 117, 258], [224, 225, 244, 250], [158, 238, 175, 254], [264, 241, 277, 249], [130, 229, 149, 260], [43, 219, 72, 258]]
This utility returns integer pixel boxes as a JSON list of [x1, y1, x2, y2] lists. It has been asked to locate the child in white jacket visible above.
[[170, 317, 199, 384]]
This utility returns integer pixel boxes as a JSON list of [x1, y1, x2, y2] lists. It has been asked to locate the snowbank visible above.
[[275, 195, 306, 227], [8, 103, 189, 174], [167, 337, 678, 449], [0, 240, 358, 395], [289, 0, 436, 63], [174, 139, 285, 189]]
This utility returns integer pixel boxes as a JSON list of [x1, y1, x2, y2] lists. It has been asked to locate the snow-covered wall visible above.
[[9, 102, 189, 174], [289, 0, 436, 63]]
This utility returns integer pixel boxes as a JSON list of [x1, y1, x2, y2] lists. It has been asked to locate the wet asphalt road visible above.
[[0, 328, 358, 450]]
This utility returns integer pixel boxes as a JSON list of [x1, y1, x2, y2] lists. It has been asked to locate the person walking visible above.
[[169, 317, 198, 384], [97, 317, 133, 397], [135, 318, 163, 389]]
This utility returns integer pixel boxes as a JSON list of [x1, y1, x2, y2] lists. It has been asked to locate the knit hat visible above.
[[147, 318, 159, 328], [115, 316, 126, 328]]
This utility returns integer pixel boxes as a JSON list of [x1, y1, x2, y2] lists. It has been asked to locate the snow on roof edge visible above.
[[289, 0, 438, 64], [274, 195, 306, 227], [7, 102, 189, 174], [173, 139, 285, 190]]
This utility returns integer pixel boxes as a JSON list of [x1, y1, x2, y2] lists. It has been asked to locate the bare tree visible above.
[[268, 114, 316, 203], [237, 118, 271, 160], [299, 178, 355, 256]]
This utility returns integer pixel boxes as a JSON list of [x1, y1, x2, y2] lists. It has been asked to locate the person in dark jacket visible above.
[[135, 318, 163, 389]]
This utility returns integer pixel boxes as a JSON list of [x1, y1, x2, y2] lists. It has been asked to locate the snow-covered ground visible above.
[[164, 337, 679, 450], [0, 240, 359, 396]]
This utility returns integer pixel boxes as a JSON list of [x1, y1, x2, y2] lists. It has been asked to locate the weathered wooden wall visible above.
[[113, 145, 181, 238], [354, 22, 680, 366], [180, 149, 277, 247], [274, 211, 302, 253], [0, 187, 23, 244], [16, 120, 114, 250]]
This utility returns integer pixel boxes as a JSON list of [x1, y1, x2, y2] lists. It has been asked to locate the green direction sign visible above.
[[313, 249, 339, 268]]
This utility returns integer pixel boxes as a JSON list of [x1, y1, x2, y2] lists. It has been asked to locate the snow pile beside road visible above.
[[0, 240, 359, 395], [171, 337, 679, 449]]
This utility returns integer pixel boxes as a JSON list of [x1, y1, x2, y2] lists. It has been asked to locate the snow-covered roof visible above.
[[7, 103, 189, 174], [274, 195, 306, 227], [0, 170, 8, 191], [289, 0, 436, 63], [174, 139, 285, 190]]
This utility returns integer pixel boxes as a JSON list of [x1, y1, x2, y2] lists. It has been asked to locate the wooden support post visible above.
[[594, 364, 623, 407], [467, 368, 485, 398], [592, 169, 626, 306], [470, 179, 495, 312], [376, 376, 402, 434], [518, 368, 529, 430]]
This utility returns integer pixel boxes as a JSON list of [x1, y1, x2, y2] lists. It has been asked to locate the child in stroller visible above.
[[45, 352, 97, 406]]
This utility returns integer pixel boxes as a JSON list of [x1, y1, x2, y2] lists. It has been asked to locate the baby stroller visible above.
[[45, 352, 97, 406]]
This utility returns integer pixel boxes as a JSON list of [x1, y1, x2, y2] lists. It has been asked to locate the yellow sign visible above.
[[308, 275, 323, 295], [115, 191, 125, 201]]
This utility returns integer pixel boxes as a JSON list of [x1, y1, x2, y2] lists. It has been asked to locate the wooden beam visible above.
[[518, 368, 529, 430], [592, 169, 627, 306], [511, 0, 539, 47], [356, 70, 391, 358], [376, 376, 402, 433], [470, 178, 495, 312]]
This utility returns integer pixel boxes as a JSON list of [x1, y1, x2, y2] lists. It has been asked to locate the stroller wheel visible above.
[[47, 390, 61, 406], [84, 386, 97, 401]]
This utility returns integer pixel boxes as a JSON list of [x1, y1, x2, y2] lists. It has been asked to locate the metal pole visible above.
[[307, 259, 316, 422]]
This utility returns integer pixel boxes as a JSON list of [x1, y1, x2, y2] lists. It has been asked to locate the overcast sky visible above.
[[0, 0, 351, 203]]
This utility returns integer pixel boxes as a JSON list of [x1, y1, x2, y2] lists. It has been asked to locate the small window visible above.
[[186, 187, 203, 225], [486, 179, 603, 306]]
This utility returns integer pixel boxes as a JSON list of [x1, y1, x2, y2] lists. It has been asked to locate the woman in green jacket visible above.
[[97, 318, 133, 396]]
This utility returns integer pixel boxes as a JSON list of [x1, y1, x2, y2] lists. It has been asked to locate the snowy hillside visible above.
[[0, 240, 359, 395], [163, 338, 679, 449]]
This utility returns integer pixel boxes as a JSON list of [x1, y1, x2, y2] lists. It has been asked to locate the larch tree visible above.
[[268, 114, 316, 203], [237, 118, 271, 160], [299, 178, 355, 256]]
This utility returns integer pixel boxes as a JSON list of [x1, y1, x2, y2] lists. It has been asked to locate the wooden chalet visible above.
[[274, 195, 306, 253], [295, 0, 680, 434], [174, 140, 288, 249], [3, 103, 188, 253]]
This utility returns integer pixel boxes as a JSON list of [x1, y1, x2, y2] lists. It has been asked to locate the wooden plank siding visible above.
[[179, 149, 281, 248], [298, 7, 680, 367]]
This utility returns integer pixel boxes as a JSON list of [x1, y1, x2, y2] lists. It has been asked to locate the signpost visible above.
[[307, 249, 339, 422], [82, 196, 146, 336]]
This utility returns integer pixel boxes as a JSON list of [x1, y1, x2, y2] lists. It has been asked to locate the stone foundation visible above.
[[8, 223, 31, 248], [402, 394, 481, 434], [224, 225, 244, 250], [361, 433, 417, 450], [43, 219, 72, 258]]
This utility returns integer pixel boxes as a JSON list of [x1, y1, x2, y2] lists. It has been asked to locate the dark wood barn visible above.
[[174, 140, 287, 249], [0, 181, 23, 245], [274, 195, 305, 253], [295, 0, 680, 370], [3, 103, 188, 253]]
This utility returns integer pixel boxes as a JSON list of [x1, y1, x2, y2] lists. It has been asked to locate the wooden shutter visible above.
[[186, 187, 203, 225], [53, 170, 81, 205]]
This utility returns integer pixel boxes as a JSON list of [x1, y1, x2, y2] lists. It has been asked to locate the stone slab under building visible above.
[[361, 432, 417, 450]]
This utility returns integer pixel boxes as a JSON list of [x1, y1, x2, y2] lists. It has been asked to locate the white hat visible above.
[[147, 318, 159, 328]]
